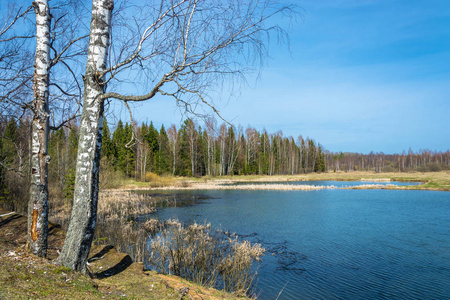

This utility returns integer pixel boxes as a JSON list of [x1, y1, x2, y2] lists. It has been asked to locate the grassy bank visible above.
[[0, 209, 248, 300], [112, 171, 450, 191]]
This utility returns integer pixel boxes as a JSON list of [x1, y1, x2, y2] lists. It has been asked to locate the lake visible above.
[[138, 182, 450, 299]]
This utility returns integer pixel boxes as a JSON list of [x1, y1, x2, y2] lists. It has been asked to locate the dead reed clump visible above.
[[50, 190, 158, 262], [148, 219, 265, 296], [97, 190, 157, 218], [219, 239, 265, 295], [142, 218, 162, 236], [91, 191, 158, 262], [93, 215, 151, 263]]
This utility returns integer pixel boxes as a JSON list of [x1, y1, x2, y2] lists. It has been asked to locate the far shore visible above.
[[110, 171, 450, 192]]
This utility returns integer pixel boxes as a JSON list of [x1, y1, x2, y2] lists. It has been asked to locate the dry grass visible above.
[[142, 171, 450, 191], [50, 191, 157, 262], [149, 219, 265, 296], [109, 173, 178, 190], [155, 182, 335, 191]]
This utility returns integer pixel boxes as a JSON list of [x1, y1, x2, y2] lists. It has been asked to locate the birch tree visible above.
[[1, 1, 87, 256], [28, 0, 87, 257], [27, 0, 52, 257], [167, 124, 178, 176], [57, 0, 294, 272], [185, 118, 197, 176], [204, 117, 216, 176], [56, 0, 113, 272]]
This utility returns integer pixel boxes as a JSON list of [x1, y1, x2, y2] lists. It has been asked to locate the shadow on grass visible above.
[[94, 255, 133, 279], [0, 213, 22, 227]]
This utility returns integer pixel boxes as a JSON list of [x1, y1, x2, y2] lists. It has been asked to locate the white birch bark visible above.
[[28, 0, 51, 257], [56, 0, 113, 273]]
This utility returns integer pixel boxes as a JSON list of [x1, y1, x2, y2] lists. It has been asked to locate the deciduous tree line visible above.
[[78, 118, 327, 179], [325, 150, 450, 173]]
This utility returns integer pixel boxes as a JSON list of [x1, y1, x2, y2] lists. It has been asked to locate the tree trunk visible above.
[[56, 0, 113, 273], [28, 0, 51, 258]]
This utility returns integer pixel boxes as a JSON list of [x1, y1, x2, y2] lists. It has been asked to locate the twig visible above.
[[275, 281, 289, 300]]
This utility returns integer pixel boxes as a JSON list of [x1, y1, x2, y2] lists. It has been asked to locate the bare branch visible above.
[[0, 160, 25, 177], [49, 113, 80, 131], [100, 0, 189, 78], [101, 0, 296, 123], [0, 5, 34, 41], [123, 101, 136, 149], [101, 72, 171, 102], [50, 34, 89, 67]]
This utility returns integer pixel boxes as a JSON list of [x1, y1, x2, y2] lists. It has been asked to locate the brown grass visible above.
[[139, 171, 450, 191], [50, 191, 157, 262], [149, 219, 265, 297]]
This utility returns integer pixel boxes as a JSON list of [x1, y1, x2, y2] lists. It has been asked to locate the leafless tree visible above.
[[218, 123, 227, 175], [167, 124, 179, 176], [57, 0, 295, 272], [185, 118, 198, 176], [204, 116, 216, 176], [27, 0, 89, 257], [27, 0, 52, 258]]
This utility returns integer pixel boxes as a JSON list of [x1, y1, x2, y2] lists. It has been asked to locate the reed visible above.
[[50, 190, 157, 262], [149, 219, 265, 296]]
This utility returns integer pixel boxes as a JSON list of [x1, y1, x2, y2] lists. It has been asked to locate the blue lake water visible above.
[[140, 183, 450, 299]]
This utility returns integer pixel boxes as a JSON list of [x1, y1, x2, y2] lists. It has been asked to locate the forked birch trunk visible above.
[[28, 0, 51, 257], [56, 0, 113, 273]]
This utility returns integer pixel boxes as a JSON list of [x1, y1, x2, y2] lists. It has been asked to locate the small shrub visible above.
[[99, 157, 125, 189], [180, 180, 191, 188], [145, 172, 159, 182], [144, 172, 176, 187], [427, 163, 441, 172]]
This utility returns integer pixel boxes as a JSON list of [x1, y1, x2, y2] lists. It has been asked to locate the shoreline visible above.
[[112, 171, 450, 192], [150, 182, 401, 191], [0, 209, 248, 300]]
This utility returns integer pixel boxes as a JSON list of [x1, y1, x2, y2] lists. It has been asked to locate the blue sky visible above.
[[119, 0, 450, 154], [2, 0, 448, 154]]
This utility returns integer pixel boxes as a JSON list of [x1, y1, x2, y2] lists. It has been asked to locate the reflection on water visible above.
[[138, 182, 450, 300]]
